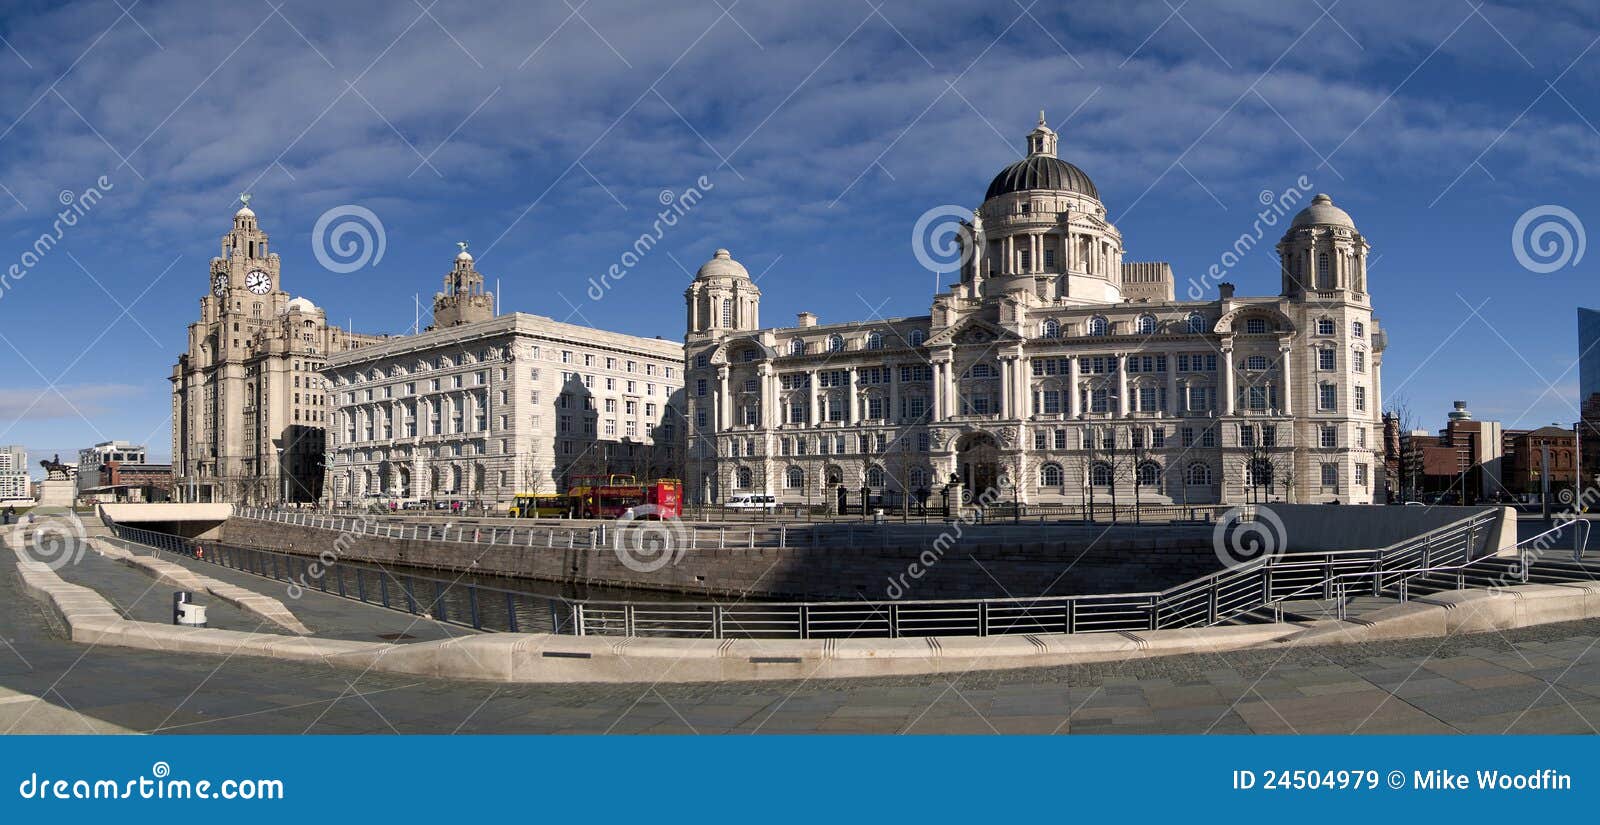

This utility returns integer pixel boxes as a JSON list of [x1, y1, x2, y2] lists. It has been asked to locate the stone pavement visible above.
[[5, 544, 1600, 733]]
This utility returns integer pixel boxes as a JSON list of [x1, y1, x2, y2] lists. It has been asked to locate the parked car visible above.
[[725, 494, 777, 512]]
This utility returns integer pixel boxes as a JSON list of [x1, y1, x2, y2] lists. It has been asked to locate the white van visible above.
[[725, 494, 777, 511]]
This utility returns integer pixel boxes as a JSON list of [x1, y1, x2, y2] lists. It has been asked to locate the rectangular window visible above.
[[1321, 426, 1337, 448], [1355, 464, 1368, 487], [1354, 386, 1367, 412], [1200, 428, 1216, 448], [1239, 424, 1256, 447], [1319, 349, 1335, 371], [1181, 426, 1195, 447], [1034, 430, 1047, 450], [1354, 350, 1366, 373], [1321, 463, 1338, 488], [1319, 384, 1336, 411]]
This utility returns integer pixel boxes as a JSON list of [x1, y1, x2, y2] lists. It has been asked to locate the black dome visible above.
[[984, 155, 1098, 201]]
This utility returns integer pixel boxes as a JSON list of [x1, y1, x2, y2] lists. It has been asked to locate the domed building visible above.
[[684, 114, 1384, 508]]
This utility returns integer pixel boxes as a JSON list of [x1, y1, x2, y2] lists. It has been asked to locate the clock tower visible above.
[[171, 195, 385, 504]]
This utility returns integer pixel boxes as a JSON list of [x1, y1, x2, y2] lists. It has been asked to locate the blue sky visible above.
[[0, 0, 1596, 477]]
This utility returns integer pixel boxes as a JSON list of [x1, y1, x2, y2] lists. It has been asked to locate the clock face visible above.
[[245, 270, 272, 295], [212, 273, 228, 296]]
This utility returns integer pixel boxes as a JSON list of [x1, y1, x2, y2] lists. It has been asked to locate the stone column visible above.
[[1116, 354, 1129, 416], [888, 363, 900, 423], [758, 364, 774, 428], [1279, 344, 1293, 415], [1221, 345, 1236, 415], [717, 366, 730, 431], [807, 369, 819, 425], [847, 367, 860, 424], [1068, 355, 1081, 418], [930, 362, 943, 420], [1017, 354, 1030, 418], [1165, 357, 1178, 414], [997, 357, 1010, 418]]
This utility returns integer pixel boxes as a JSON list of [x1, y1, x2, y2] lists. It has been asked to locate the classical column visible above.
[[1221, 345, 1236, 415], [888, 363, 900, 423], [807, 369, 819, 426], [1279, 344, 1293, 415], [1068, 355, 1081, 418], [847, 367, 860, 424], [717, 366, 730, 431], [1016, 354, 1030, 418], [930, 362, 943, 420], [1116, 354, 1129, 416], [758, 364, 774, 428], [997, 357, 1010, 418], [1165, 358, 1178, 415]]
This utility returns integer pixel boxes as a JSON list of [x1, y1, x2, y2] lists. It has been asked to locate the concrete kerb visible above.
[[88, 537, 312, 635], [8, 530, 1600, 683]]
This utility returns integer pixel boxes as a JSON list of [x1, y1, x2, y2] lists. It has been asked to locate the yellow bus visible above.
[[507, 493, 574, 518]]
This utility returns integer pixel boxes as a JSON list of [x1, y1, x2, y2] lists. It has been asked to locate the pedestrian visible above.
[[2, 506, 13, 525]]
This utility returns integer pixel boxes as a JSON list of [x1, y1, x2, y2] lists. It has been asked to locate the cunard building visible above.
[[685, 115, 1385, 507], [170, 199, 385, 503]]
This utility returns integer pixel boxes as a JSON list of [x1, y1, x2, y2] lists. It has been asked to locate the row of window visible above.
[[733, 460, 1369, 492]]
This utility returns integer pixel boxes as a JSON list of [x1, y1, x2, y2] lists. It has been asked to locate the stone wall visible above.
[[219, 518, 1225, 600]]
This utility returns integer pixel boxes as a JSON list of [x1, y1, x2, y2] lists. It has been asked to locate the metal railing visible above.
[[107, 524, 573, 634], [116, 509, 1521, 640]]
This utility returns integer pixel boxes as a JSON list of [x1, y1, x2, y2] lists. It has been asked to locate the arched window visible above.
[[1245, 355, 1268, 371], [1185, 463, 1213, 486], [1087, 316, 1108, 336], [908, 329, 926, 346], [1186, 312, 1206, 334], [785, 466, 804, 489], [789, 338, 805, 356], [1041, 318, 1060, 338], [1316, 253, 1331, 288], [865, 465, 885, 488], [1040, 463, 1064, 486], [827, 334, 845, 352], [736, 466, 753, 489], [1137, 461, 1161, 487], [1089, 462, 1113, 487], [866, 331, 884, 350], [1136, 314, 1157, 335]]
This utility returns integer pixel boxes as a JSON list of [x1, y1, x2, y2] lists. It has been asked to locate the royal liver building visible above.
[[685, 116, 1383, 507]]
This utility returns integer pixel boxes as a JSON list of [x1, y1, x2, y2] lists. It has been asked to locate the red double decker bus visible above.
[[566, 474, 683, 520]]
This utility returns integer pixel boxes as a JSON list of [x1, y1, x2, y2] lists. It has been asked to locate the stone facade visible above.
[[321, 306, 685, 506], [685, 116, 1385, 506], [170, 202, 386, 504]]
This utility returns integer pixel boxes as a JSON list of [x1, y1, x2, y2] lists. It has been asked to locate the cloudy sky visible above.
[[0, 0, 1595, 474]]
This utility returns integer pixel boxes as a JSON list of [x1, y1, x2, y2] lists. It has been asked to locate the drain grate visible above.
[[377, 632, 417, 641]]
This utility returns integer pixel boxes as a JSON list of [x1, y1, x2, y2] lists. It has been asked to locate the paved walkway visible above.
[[5, 542, 1600, 733], [98, 537, 472, 644]]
